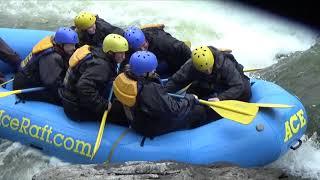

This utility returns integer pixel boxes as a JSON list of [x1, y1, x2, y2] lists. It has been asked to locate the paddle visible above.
[[0, 78, 14, 87], [91, 63, 120, 160], [160, 78, 191, 95], [0, 87, 45, 98], [199, 99, 293, 124], [194, 96, 293, 109], [167, 93, 293, 124], [175, 83, 192, 95], [243, 68, 263, 73]]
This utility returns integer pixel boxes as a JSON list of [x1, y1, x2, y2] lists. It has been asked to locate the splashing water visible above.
[[269, 133, 320, 179]]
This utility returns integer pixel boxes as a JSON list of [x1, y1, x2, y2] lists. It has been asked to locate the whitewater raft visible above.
[[0, 28, 308, 167]]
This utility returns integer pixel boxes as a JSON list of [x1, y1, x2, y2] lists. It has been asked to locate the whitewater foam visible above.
[[270, 133, 320, 179]]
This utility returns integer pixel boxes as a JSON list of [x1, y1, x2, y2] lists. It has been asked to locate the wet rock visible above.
[[32, 161, 290, 180]]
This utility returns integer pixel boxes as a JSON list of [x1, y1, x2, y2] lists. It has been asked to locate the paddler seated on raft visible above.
[[59, 34, 129, 124], [72, 11, 124, 47], [113, 50, 213, 138], [13, 27, 79, 105], [123, 25, 191, 77], [0, 37, 22, 83], [165, 46, 252, 120]]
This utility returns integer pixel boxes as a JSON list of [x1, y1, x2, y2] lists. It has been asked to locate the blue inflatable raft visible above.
[[0, 28, 308, 167]]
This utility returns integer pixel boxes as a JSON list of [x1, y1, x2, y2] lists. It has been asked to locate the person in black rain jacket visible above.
[[13, 27, 79, 105], [59, 34, 128, 121], [73, 11, 124, 47], [124, 25, 191, 76], [113, 51, 208, 138]]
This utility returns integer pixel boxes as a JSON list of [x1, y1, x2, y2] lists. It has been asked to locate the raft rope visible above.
[[140, 136, 147, 147], [140, 136, 154, 147], [104, 128, 131, 164], [104, 129, 156, 163]]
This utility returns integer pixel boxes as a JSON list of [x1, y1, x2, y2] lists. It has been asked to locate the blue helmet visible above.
[[124, 26, 145, 50], [129, 51, 158, 76], [54, 27, 79, 44]]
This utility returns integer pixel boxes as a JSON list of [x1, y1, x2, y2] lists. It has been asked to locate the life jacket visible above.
[[68, 45, 92, 68], [19, 36, 55, 70], [113, 72, 141, 124], [63, 45, 92, 92], [113, 73, 138, 108], [218, 48, 232, 53], [140, 23, 165, 30]]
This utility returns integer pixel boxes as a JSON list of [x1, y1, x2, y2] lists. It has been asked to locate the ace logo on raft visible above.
[[284, 109, 307, 143], [0, 109, 93, 158]]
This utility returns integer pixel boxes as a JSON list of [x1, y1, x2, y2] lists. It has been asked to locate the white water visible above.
[[0, 0, 319, 179], [270, 133, 320, 179]]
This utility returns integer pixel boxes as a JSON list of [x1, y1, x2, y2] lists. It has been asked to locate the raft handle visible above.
[[290, 139, 302, 150]]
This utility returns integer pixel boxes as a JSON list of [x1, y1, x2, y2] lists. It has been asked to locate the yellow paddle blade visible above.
[[199, 100, 258, 116], [0, 89, 22, 98], [209, 106, 256, 125], [91, 110, 109, 160], [252, 103, 294, 108], [243, 68, 263, 72], [183, 41, 191, 48], [199, 100, 259, 124]]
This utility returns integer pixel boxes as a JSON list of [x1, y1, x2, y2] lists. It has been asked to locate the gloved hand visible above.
[[148, 71, 160, 80], [208, 97, 220, 102], [192, 94, 198, 99], [192, 94, 200, 104]]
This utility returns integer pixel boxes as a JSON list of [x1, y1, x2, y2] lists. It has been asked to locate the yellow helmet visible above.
[[74, 12, 96, 30], [191, 46, 214, 72], [103, 34, 129, 53]]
